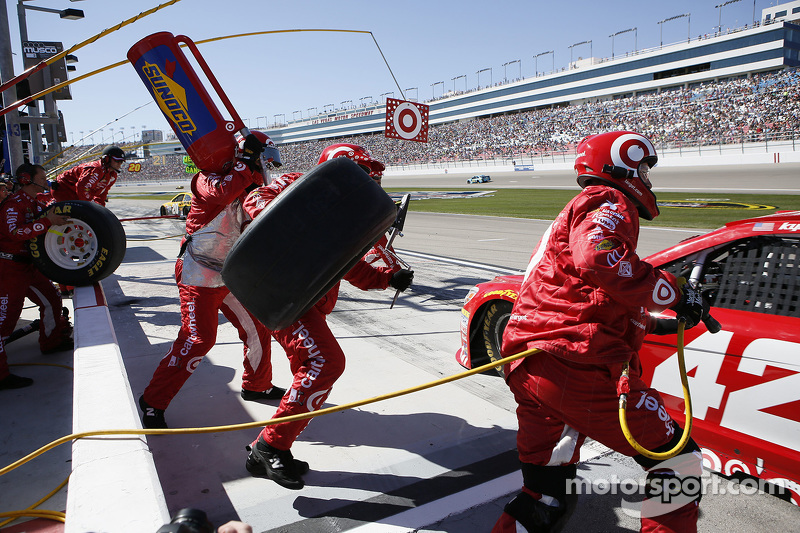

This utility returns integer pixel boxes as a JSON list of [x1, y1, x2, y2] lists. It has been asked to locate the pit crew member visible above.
[[493, 131, 708, 533], [138, 132, 286, 428], [50, 145, 126, 206], [0, 163, 73, 390], [243, 144, 414, 490]]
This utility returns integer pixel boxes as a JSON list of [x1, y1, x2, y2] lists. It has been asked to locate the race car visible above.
[[456, 210, 800, 504], [467, 174, 491, 183], [159, 192, 192, 219]]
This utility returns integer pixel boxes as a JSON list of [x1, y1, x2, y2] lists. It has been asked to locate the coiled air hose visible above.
[[618, 319, 692, 460]]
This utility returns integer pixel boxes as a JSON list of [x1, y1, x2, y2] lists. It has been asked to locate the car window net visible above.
[[715, 239, 800, 317]]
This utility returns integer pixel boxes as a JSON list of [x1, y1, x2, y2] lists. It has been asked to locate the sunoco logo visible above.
[[142, 62, 196, 135]]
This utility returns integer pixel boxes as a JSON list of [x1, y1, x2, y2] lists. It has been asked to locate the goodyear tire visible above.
[[182, 205, 190, 219], [222, 157, 397, 330], [481, 300, 513, 377], [28, 201, 127, 286], [160, 206, 167, 216]]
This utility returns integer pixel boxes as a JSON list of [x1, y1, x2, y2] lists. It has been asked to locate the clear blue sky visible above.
[[3, 0, 776, 145]]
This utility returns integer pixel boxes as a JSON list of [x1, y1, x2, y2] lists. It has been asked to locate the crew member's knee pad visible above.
[[521, 463, 578, 504], [634, 429, 703, 506]]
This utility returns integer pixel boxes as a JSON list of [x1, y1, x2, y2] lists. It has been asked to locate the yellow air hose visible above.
[[618, 319, 692, 460]]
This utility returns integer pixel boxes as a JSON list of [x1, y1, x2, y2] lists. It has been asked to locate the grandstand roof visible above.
[[263, 21, 800, 146]]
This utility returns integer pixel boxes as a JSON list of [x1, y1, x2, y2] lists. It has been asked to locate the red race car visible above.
[[456, 210, 800, 504]]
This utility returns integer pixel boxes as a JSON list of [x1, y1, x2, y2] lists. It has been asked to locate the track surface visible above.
[[99, 167, 796, 531]]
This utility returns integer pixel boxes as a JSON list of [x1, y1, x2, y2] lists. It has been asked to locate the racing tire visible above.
[[222, 157, 397, 330], [28, 201, 127, 286], [160, 206, 167, 216], [481, 300, 513, 377], [182, 206, 190, 219]]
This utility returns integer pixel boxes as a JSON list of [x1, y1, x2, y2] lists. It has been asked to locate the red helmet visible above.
[[235, 130, 282, 169], [318, 143, 385, 179], [574, 131, 660, 220]]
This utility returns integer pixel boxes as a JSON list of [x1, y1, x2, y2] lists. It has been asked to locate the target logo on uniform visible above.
[[384, 98, 429, 143]]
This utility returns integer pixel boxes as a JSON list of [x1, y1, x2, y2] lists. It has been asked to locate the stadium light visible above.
[[476, 68, 492, 89], [359, 96, 372, 107], [404, 87, 418, 101], [451, 75, 466, 93], [716, 0, 743, 34], [323, 103, 334, 113], [306, 108, 317, 118], [379, 91, 394, 101], [340, 99, 352, 109], [534, 50, 554, 76], [17, 1, 85, 37], [568, 40, 592, 68], [502, 60, 521, 82], [657, 13, 691, 47], [609, 28, 637, 59], [273, 113, 285, 126], [292, 110, 302, 121], [430, 81, 444, 99]]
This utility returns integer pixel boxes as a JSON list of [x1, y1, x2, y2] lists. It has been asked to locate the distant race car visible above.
[[467, 175, 491, 183], [160, 192, 192, 219], [456, 210, 800, 504]]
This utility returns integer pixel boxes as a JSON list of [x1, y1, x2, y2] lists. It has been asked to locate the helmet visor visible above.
[[638, 161, 652, 188], [261, 145, 282, 169]]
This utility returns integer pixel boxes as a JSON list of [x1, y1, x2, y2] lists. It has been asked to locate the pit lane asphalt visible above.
[[2, 167, 796, 532], [103, 167, 795, 532]]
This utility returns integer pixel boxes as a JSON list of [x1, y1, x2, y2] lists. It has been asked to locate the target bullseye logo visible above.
[[611, 133, 655, 171], [384, 98, 429, 143]]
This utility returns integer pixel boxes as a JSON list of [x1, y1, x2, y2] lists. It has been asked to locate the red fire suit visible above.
[[498, 186, 698, 533], [243, 173, 394, 450], [52, 160, 118, 206], [0, 190, 71, 379], [141, 162, 276, 410], [363, 233, 402, 273]]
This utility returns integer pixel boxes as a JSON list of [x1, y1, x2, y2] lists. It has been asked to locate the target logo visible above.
[[610, 133, 656, 171], [384, 98, 429, 143], [652, 278, 678, 306]]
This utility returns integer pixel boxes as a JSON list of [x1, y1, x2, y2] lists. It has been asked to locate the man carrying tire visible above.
[[138, 132, 287, 428], [0, 163, 74, 391], [50, 145, 126, 206], [242, 144, 415, 490]]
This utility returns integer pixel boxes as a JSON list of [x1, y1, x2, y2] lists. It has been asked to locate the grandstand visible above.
[[268, 17, 800, 146], [60, 11, 800, 182]]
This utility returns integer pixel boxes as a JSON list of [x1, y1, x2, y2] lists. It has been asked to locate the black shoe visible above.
[[41, 336, 74, 354], [504, 491, 577, 533], [245, 438, 305, 489], [241, 386, 286, 402], [139, 395, 168, 429], [0, 374, 34, 390], [245, 449, 309, 476]]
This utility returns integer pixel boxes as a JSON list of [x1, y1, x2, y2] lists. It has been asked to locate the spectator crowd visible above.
[[56, 67, 800, 182]]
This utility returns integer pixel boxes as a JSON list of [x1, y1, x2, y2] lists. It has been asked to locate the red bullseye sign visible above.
[[384, 98, 429, 143]]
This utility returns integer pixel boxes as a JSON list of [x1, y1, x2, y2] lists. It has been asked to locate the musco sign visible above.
[[21, 41, 71, 100]]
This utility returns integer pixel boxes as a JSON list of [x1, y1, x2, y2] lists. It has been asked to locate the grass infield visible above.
[[112, 188, 800, 231], [383, 188, 800, 230]]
